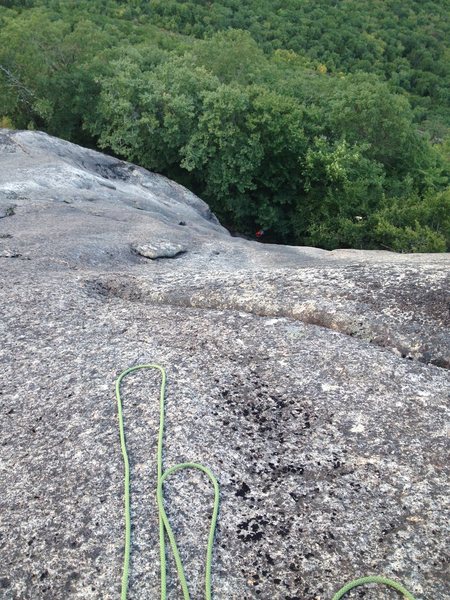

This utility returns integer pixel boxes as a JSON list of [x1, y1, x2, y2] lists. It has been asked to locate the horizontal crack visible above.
[[85, 276, 449, 370]]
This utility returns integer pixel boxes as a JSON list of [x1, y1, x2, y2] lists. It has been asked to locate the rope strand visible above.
[[115, 364, 219, 600]]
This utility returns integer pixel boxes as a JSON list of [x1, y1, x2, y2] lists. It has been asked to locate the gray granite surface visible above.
[[0, 130, 449, 599]]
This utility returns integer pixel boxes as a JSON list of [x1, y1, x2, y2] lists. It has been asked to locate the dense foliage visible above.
[[1, 0, 449, 251]]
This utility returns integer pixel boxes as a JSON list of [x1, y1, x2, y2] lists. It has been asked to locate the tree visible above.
[[90, 52, 219, 178], [181, 84, 308, 238]]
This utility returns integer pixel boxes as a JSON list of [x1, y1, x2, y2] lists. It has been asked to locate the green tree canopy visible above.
[[0, 0, 448, 251]]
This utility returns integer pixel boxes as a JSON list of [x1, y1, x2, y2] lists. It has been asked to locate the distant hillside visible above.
[[0, 0, 449, 250]]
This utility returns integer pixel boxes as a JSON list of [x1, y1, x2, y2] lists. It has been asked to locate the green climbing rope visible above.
[[115, 364, 417, 600], [331, 576, 416, 599], [115, 364, 219, 600]]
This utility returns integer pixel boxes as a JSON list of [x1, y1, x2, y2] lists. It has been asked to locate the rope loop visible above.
[[115, 364, 219, 600], [332, 575, 416, 599]]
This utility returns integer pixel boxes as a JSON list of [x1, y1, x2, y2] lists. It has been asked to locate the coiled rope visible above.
[[115, 364, 417, 600]]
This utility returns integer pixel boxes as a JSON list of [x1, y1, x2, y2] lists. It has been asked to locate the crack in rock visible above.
[[86, 272, 449, 369]]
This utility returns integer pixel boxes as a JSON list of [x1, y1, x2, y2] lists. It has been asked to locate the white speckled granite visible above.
[[0, 130, 449, 600]]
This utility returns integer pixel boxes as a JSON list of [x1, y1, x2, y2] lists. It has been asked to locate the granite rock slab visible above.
[[0, 129, 449, 600]]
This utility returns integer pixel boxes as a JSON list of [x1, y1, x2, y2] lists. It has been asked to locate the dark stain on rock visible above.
[[236, 481, 251, 498]]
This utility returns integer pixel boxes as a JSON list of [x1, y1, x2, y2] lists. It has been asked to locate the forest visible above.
[[1, 0, 449, 251]]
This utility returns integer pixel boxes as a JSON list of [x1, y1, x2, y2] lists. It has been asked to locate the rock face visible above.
[[0, 129, 449, 600]]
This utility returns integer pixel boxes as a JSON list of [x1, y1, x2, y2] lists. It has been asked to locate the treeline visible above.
[[0, 0, 449, 251]]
